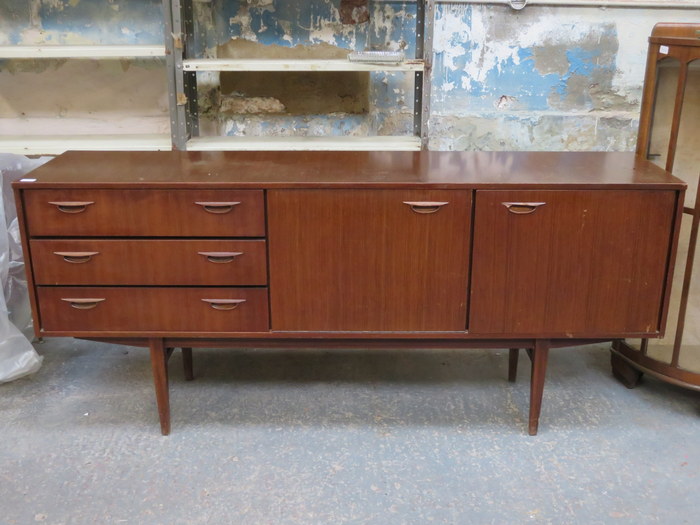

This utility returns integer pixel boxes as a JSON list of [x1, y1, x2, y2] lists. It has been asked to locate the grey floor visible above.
[[1, 339, 699, 525]]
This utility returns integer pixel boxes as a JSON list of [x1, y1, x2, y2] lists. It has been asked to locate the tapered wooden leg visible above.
[[528, 340, 550, 436], [508, 348, 519, 382], [149, 338, 170, 436], [182, 347, 194, 381]]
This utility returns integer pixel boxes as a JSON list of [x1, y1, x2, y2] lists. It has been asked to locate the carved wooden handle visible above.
[[61, 298, 106, 310], [197, 251, 243, 264], [201, 299, 246, 311], [53, 251, 99, 264], [502, 202, 546, 215], [48, 201, 95, 214], [194, 202, 241, 214], [403, 201, 449, 214]]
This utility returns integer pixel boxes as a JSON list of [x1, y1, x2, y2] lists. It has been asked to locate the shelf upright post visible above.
[[182, 0, 200, 142], [163, 0, 181, 150], [414, 0, 434, 150], [170, 0, 199, 150]]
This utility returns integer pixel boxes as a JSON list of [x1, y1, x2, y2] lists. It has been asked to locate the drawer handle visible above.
[[194, 201, 241, 214], [197, 251, 244, 264], [49, 201, 95, 214], [61, 298, 106, 310], [403, 201, 449, 214], [201, 299, 246, 311], [53, 251, 99, 264], [502, 202, 547, 215]]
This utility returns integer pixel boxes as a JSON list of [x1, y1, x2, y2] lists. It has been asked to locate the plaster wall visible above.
[[431, 4, 700, 151], [0, 1, 699, 150]]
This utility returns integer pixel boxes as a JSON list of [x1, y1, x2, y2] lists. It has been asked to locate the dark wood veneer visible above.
[[268, 189, 471, 331], [12, 150, 685, 436], [38, 287, 269, 333], [23, 189, 265, 237], [470, 190, 677, 335], [13, 151, 685, 190], [31, 239, 267, 286]]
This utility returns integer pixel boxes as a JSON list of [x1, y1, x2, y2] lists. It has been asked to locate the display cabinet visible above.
[[611, 23, 700, 390]]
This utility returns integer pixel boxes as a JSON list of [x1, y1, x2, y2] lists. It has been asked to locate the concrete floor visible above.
[[1, 339, 699, 524]]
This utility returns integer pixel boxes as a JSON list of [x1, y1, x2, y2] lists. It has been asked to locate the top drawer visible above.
[[22, 189, 265, 238]]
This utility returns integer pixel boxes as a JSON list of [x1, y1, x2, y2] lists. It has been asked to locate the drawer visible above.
[[31, 239, 267, 285], [22, 189, 265, 237], [37, 287, 269, 333]]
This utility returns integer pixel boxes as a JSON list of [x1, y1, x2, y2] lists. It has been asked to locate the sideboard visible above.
[[13, 150, 685, 435]]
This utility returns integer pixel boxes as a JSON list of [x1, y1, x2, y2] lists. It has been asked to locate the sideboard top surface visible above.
[[13, 150, 686, 190]]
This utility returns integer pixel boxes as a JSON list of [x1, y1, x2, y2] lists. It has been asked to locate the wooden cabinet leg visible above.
[[528, 339, 550, 436], [182, 347, 194, 381], [149, 338, 170, 436], [508, 348, 519, 382]]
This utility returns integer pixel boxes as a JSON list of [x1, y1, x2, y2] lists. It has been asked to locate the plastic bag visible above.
[[0, 154, 50, 382]]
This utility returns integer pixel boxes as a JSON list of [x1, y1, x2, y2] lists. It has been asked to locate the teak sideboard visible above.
[[13, 150, 686, 435]]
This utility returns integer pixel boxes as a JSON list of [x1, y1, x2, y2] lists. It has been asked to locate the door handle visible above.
[[403, 201, 449, 214], [502, 202, 546, 215]]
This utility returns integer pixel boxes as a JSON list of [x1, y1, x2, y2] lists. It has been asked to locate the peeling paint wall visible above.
[[431, 4, 700, 151], [0, 0, 163, 46], [1, 1, 700, 151]]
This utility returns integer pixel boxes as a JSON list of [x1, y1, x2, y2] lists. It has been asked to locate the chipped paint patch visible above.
[[1, 0, 164, 46]]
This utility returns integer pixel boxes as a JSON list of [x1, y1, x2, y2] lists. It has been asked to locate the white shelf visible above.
[[183, 59, 425, 72], [0, 134, 172, 155], [0, 45, 167, 59], [187, 136, 422, 152]]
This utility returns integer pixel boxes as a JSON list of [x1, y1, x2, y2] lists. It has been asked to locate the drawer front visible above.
[[31, 239, 268, 285], [23, 189, 265, 237], [37, 287, 269, 333]]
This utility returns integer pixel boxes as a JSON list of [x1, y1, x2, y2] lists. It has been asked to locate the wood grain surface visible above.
[[23, 189, 265, 237], [12, 151, 686, 190], [469, 190, 678, 335], [38, 287, 269, 333], [268, 189, 471, 331], [31, 239, 267, 285]]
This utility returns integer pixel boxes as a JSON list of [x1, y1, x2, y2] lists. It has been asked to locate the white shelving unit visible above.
[[0, 45, 166, 59], [1, 0, 434, 155], [0, 134, 172, 156], [182, 58, 425, 72], [170, 0, 434, 151], [0, 42, 169, 155], [187, 135, 422, 151]]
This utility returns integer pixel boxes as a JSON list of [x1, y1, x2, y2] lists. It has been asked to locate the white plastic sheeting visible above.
[[0, 154, 49, 383]]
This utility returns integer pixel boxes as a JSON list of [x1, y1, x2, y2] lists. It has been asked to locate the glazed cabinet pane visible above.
[[268, 190, 471, 331], [469, 190, 678, 336]]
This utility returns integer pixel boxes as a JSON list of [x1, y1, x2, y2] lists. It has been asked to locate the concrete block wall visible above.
[[1, 1, 699, 152]]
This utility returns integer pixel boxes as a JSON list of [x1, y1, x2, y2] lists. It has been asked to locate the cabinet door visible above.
[[470, 190, 677, 336], [268, 190, 471, 331]]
